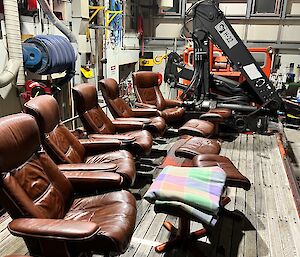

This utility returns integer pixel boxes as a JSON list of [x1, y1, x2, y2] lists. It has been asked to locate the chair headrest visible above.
[[99, 78, 119, 99], [24, 95, 60, 134], [73, 83, 98, 113], [133, 71, 162, 88], [0, 113, 40, 171]]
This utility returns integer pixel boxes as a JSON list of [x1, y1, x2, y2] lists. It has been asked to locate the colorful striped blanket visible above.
[[144, 166, 226, 223]]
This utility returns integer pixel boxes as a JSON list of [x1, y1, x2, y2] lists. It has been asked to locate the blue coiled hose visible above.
[[24, 35, 76, 75], [110, 0, 122, 46]]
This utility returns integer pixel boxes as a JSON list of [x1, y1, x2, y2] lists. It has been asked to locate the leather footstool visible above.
[[175, 136, 221, 159], [193, 154, 251, 190], [179, 108, 233, 138], [178, 119, 215, 137], [144, 165, 226, 253]]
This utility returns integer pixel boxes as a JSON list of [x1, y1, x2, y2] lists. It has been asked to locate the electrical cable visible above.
[[180, 1, 208, 101]]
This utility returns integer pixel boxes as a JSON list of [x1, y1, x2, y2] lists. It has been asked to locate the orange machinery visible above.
[[182, 44, 273, 85]]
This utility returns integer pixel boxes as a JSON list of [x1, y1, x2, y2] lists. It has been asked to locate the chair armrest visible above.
[[63, 171, 123, 190], [5, 255, 29, 257], [164, 99, 183, 108], [200, 113, 223, 123], [115, 117, 152, 125], [131, 108, 160, 118], [87, 133, 136, 144], [9, 218, 99, 240], [135, 102, 157, 109], [58, 163, 118, 172], [79, 138, 122, 154], [112, 120, 144, 132]]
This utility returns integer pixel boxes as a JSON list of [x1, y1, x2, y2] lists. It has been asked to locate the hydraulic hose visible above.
[[37, 0, 78, 55], [0, 59, 22, 88]]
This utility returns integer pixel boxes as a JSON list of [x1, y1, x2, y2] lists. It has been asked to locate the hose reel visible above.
[[23, 35, 76, 75]]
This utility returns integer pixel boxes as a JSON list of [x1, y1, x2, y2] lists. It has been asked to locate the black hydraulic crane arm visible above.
[[191, 0, 282, 110]]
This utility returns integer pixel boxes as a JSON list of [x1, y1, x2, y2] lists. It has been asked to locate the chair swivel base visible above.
[[155, 219, 207, 253], [155, 196, 231, 253]]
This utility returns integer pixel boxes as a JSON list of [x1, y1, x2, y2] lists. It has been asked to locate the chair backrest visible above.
[[24, 95, 86, 164], [99, 78, 135, 118], [132, 71, 166, 110], [0, 113, 73, 219], [72, 83, 116, 133]]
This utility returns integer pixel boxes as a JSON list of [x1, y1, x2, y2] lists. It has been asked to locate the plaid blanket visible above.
[[144, 166, 226, 219], [154, 200, 218, 226]]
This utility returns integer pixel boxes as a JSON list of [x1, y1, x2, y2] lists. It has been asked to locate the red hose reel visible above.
[[21, 80, 52, 102]]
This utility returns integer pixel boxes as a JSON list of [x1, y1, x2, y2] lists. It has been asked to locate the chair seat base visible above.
[[155, 221, 207, 253], [154, 197, 231, 253]]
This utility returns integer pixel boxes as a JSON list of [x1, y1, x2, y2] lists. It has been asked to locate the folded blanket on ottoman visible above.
[[144, 166, 226, 224]]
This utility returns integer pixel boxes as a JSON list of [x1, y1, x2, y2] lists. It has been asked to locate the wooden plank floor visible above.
[[1, 134, 300, 257]]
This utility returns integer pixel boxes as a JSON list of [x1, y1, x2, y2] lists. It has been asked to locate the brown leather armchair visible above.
[[24, 95, 136, 187], [132, 71, 185, 124], [97, 80, 166, 136], [0, 114, 136, 257], [71, 83, 154, 154]]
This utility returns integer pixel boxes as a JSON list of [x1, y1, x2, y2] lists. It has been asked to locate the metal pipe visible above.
[[199, 100, 258, 112], [37, 0, 78, 45], [3, 0, 25, 85], [0, 59, 22, 88], [217, 103, 258, 112], [62, 115, 79, 124]]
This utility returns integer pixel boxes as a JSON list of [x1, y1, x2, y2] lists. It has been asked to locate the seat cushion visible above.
[[85, 150, 136, 186], [193, 154, 251, 190], [175, 137, 221, 159], [65, 190, 136, 254], [161, 107, 185, 123], [121, 130, 153, 155], [179, 119, 215, 137]]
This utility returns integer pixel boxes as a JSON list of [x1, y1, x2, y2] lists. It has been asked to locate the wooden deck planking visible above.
[[260, 135, 285, 257], [234, 134, 247, 257], [243, 135, 257, 257], [215, 135, 241, 257], [0, 134, 300, 257], [253, 135, 272, 257], [269, 136, 300, 256]]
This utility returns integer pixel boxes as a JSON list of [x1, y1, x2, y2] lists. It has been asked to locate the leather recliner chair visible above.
[[97, 80, 167, 136], [133, 71, 234, 138], [100, 76, 227, 140], [132, 71, 185, 124], [24, 95, 136, 187], [71, 83, 154, 155], [0, 113, 137, 257]]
